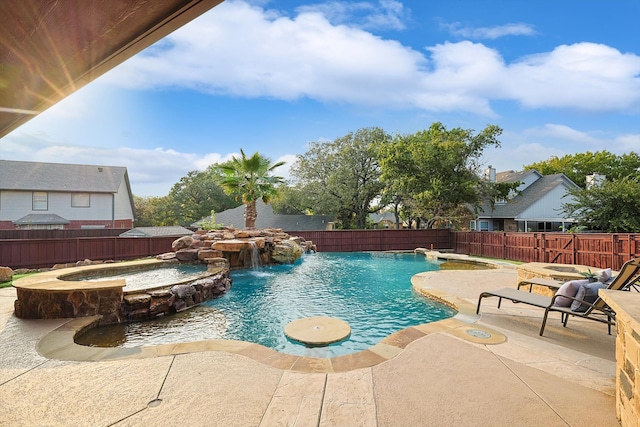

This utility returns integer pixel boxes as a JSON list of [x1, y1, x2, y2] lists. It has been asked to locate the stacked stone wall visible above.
[[612, 309, 640, 426]]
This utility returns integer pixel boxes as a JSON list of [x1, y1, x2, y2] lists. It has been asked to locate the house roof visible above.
[[370, 212, 396, 223], [0, 0, 223, 138], [194, 200, 335, 231], [495, 169, 541, 184], [119, 226, 193, 237], [478, 173, 579, 219], [13, 214, 70, 225], [0, 160, 128, 193]]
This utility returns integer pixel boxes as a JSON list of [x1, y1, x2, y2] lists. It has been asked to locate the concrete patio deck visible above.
[[0, 266, 620, 426]]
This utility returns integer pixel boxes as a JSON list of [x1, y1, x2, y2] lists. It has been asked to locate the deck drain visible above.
[[148, 399, 163, 408], [466, 329, 492, 339]]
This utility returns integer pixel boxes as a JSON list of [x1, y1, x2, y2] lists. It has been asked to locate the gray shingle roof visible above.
[[0, 160, 127, 193], [119, 226, 193, 237], [13, 213, 70, 225], [194, 200, 334, 231], [496, 169, 539, 184], [478, 173, 578, 218]]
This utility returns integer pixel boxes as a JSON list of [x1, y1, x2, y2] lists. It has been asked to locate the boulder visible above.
[[172, 236, 193, 251], [156, 252, 177, 261], [0, 266, 13, 283], [197, 249, 223, 261], [175, 249, 199, 262], [212, 239, 254, 252], [206, 257, 230, 271], [271, 240, 304, 264]]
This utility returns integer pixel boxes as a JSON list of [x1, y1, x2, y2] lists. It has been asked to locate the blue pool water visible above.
[[78, 252, 456, 357]]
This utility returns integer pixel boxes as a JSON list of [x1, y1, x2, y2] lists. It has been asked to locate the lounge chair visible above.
[[476, 257, 640, 336]]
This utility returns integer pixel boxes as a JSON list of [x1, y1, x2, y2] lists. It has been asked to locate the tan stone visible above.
[[212, 239, 253, 252], [285, 317, 351, 346], [0, 266, 13, 283], [171, 235, 193, 250]]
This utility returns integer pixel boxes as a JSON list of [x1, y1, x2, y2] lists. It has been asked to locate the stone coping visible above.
[[36, 268, 506, 373], [517, 261, 594, 281], [417, 249, 517, 269], [600, 290, 640, 331], [12, 259, 171, 291]]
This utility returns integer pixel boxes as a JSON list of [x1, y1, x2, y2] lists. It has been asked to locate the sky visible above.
[[2, 0, 639, 197]]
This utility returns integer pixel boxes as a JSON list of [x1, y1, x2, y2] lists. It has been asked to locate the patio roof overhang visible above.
[[0, 0, 224, 139]]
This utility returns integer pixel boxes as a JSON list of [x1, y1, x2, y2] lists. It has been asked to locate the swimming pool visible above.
[[77, 252, 456, 357]]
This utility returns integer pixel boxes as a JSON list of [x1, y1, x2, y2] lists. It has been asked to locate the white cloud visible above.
[[524, 123, 640, 154], [0, 129, 299, 196], [297, 0, 408, 30], [483, 123, 640, 173], [443, 22, 537, 40], [507, 43, 640, 111], [100, 1, 640, 116]]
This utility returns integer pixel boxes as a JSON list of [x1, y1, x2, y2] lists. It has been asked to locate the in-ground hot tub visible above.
[[12, 258, 231, 324]]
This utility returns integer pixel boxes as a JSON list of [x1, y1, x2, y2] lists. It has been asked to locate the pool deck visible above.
[[0, 264, 620, 426]]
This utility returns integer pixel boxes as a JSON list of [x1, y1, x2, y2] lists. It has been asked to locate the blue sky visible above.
[[2, 0, 639, 196]]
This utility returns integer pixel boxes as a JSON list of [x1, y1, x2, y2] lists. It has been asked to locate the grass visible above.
[[0, 273, 35, 289]]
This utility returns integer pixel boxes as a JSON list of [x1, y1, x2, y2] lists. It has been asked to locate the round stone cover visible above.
[[284, 316, 351, 346]]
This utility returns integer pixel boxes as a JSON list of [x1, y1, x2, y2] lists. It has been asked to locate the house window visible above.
[[479, 221, 490, 231], [33, 192, 48, 210], [470, 220, 476, 230], [72, 193, 90, 207]]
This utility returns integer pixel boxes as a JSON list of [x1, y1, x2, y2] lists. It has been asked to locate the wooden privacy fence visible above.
[[4, 229, 639, 270], [451, 231, 640, 270], [290, 229, 451, 252], [0, 237, 176, 269]]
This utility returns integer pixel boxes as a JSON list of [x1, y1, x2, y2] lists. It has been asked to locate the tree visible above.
[[217, 150, 285, 228], [377, 122, 516, 228], [270, 184, 308, 215], [133, 195, 174, 226], [290, 127, 390, 229], [524, 151, 640, 188], [562, 176, 640, 232], [167, 169, 238, 226]]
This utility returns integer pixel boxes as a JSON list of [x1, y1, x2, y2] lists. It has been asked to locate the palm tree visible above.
[[217, 150, 285, 229]]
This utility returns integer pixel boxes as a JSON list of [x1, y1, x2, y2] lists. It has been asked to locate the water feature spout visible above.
[[248, 241, 261, 269]]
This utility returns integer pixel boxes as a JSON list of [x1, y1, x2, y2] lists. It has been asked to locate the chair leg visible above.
[[476, 294, 485, 314], [540, 308, 551, 336]]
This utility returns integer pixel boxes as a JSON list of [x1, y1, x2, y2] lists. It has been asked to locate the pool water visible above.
[[80, 264, 208, 292], [77, 252, 456, 357]]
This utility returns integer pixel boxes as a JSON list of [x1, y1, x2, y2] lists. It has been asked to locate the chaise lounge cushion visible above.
[[571, 282, 607, 312], [554, 279, 589, 307]]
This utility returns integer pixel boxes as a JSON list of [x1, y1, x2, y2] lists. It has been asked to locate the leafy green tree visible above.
[[377, 122, 516, 228], [217, 150, 285, 228], [562, 176, 640, 232], [133, 195, 174, 226], [270, 184, 308, 215], [167, 169, 238, 226], [290, 127, 390, 229], [524, 151, 640, 188]]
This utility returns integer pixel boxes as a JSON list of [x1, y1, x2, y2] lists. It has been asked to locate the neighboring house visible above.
[[119, 226, 193, 238], [473, 168, 579, 232], [369, 212, 401, 229], [0, 160, 135, 230], [193, 200, 334, 231]]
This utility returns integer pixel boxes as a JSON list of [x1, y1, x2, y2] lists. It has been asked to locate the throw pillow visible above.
[[597, 268, 612, 283], [571, 282, 606, 312], [554, 279, 589, 307]]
